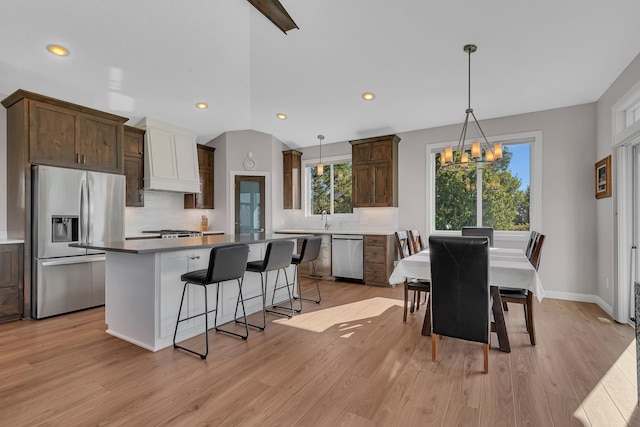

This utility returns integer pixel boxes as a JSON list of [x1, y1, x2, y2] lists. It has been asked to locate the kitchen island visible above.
[[74, 233, 308, 351]]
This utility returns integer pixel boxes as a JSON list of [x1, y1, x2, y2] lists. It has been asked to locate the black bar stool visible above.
[[173, 243, 250, 360], [236, 239, 295, 330], [291, 237, 322, 312]]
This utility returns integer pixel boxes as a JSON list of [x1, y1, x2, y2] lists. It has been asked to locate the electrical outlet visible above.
[[606, 278, 610, 289]]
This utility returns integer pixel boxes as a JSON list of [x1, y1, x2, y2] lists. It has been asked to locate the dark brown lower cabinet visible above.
[[0, 244, 24, 323]]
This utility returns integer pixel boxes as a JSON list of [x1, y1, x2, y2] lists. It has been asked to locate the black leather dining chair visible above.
[[173, 243, 250, 359], [429, 235, 490, 373], [461, 226, 494, 246], [291, 237, 322, 313], [238, 239, 295, 331]]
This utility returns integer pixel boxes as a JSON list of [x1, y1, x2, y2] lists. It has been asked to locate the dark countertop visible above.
[[71, 233, 311, 254]]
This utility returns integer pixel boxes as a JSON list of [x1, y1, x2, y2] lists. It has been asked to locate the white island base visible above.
[[105, 242, 295, 351]]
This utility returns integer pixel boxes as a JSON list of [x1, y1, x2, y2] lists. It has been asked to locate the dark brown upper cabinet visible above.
[[350, 134, 400, 208], [1, 90, 127, 174], [124, 126, 145, 207], [185, 144, 215, 209], [283, 149, 302, 209]]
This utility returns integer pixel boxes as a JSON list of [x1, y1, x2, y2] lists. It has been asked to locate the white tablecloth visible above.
[[388, 247, 545, 301]]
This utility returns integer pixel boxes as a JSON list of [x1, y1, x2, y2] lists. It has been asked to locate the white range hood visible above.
[[136, 117, 201, 193]]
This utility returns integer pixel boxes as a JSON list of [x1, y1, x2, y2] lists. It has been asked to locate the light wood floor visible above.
[[0, 279, 638, 426]]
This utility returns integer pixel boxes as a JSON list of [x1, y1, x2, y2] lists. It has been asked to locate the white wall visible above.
[[596, 52, 640, 307], [398, 104, 598, 298], [208, 129, 287, 234], [288, 104, 598, 299], [0, 91, 6, 239]]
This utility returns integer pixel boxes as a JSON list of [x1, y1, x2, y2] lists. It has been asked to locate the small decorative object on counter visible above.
[[200, 215, 209, 231]]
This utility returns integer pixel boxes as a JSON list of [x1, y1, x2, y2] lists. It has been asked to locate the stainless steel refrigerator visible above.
[[32, 165, 125, 318]]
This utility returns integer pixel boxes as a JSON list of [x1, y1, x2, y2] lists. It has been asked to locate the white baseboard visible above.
[[544, 291, 614, 318]]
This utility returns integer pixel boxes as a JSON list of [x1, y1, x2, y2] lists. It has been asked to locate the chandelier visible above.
[[440, 44, 502, 169]]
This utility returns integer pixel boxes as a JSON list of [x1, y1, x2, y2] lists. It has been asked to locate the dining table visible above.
[[388, 247, 545, 352]]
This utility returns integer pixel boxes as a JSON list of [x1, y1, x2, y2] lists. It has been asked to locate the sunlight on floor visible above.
[[576, 339, 638, 426], [273, 297, 403, 333]]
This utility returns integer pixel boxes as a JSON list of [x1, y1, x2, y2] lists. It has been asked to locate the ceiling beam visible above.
[[247, 0, 299, 34]]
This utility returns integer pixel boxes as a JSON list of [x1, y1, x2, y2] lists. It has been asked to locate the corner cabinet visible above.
[[185, 144, 215, 209], [2, 89, 127, 174], [0, 244, 24, 323], [283, 149, 302, 209], [349, 134, 400, 207], [124, 126, 145, 207], [136, 117, 200, 193]]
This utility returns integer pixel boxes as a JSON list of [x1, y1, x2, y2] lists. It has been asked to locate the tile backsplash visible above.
[[281, 207, 399, 232], [125, 190, 214, 234]]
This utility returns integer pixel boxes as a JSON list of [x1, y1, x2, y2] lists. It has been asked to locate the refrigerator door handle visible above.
[[87, 178, 92, 243], [41, 255, 106, 266], [80, 178, 88, 244]]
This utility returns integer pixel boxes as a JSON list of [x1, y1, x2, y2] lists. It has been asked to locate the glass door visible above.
[[235, 175, 265, 234]]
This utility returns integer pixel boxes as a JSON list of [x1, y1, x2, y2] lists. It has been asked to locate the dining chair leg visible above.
[[483, 343, 489, 373], [526, 292, 536, 346], [431, 333, 437, 361], [421, 294, 431, 336], [403, 282, 409, 322]]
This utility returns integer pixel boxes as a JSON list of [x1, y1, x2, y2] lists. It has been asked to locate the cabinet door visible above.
[[0, 244, 23, 322], [195, 168, 214, 209], [352, 144, 372, 164], [372, 162, 393, 206], [124, 156, 144, 207], [185, 145, 214, 209], [371, 140, 393, 162], [28, 101, 77, 166], [353, 164, 373, 207], [124, 129, 144, 158], [79, 115, 122, 172]]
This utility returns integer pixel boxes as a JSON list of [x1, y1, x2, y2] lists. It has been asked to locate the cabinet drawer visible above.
[[365, 262, 386, 274], [365, 235, 387, 246], [365, 246, 386, 262], [365, 270, 387, 284]]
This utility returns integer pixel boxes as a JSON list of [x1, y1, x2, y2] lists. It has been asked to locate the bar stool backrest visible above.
[[260, 240, 295, 272], [299, 237, 322, 264], [207, 244, 250, 283]]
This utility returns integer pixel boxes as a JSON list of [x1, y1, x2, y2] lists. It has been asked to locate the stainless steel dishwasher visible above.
[[332, 234, 364, 281]]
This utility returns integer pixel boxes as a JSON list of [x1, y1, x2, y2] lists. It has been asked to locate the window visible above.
[[306, 160, 353, 215], [627, 100, 640, 128], [433, 141, 531, 231]]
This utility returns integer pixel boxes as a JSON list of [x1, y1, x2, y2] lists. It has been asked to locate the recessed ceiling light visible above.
[[362, 92, 375, 101], [277, 113, 287, 120], [196, 102, 208, 109], [47, 44, 69, 56]]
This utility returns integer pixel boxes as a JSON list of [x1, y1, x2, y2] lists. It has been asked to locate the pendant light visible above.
[[440, 44, 503, 169], [317, 134, 325, 175]]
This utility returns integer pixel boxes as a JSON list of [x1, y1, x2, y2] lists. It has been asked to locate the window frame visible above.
[[303, 154, 355, 217], [427, 130, 542, 241]]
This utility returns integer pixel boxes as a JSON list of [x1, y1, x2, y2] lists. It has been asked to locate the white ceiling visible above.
[[1, 0, 640, 148]]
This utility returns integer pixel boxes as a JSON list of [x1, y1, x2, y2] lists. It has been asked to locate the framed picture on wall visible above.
[[595, 155, 612, 199]]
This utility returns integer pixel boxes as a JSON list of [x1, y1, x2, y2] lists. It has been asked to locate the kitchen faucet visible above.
[[321, 210, 329, 230]]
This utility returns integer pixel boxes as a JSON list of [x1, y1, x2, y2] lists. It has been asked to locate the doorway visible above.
[[235, 175, 265, 234]]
